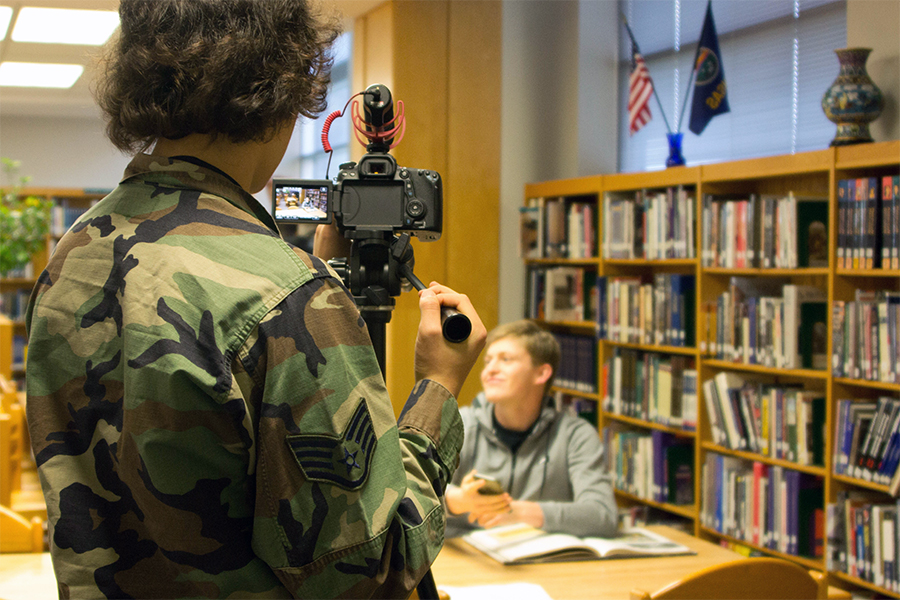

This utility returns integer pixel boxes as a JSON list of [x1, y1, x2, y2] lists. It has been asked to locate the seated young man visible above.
[[444, 320, 618, 539]]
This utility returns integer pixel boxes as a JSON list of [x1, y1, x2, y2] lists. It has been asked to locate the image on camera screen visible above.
[[273, 181, 332, 223]]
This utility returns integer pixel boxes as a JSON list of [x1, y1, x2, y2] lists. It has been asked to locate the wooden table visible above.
[[0, 528, 732, 600], [430, 525, 744, 600], [0, 552, 55, 600], [0, 526, 845, 600]]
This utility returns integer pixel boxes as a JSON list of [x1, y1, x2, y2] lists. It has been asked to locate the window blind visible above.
[[618, 0, 847, 173], [278, 32, 353, 180]]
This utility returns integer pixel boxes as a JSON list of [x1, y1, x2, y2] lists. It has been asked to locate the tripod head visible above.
[[328, 232, 472, 354]]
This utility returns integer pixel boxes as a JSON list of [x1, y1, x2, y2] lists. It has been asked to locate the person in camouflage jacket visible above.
[[25, 1, 486, 598]]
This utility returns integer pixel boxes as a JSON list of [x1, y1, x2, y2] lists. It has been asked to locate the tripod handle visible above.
[[399, 264, 471, 343]]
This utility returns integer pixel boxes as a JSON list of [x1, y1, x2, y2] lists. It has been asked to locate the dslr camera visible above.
[[272, 84, 442, 241]]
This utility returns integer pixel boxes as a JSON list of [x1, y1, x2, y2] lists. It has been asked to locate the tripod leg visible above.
[[416, 570, 440, 600], [355, 261, 442, 600], [364, 315, 387, 376]]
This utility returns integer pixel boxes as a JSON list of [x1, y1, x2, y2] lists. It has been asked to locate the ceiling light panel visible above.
[[0, 62, 84, 88], [12, 7, 119, 45], [0, 6, 12, 41]]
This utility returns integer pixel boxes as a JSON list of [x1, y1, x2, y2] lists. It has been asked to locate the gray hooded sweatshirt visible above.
[[445, 392, 618, 539]]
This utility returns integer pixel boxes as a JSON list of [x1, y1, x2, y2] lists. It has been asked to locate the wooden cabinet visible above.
[[524, 140, 900, 597]]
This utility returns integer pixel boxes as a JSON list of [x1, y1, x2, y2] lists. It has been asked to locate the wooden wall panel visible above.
[[353, 1, 501, 414], [386, 1, 450, 412], [446, 1, 501, 406], [353, 2, 393, 106]]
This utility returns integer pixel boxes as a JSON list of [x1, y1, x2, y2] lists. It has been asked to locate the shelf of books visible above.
[[827, 143, 900, 598], [522, 140, 900, 598], [0, 188, 105, 389]]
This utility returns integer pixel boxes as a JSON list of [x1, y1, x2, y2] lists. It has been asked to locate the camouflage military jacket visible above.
[[25, 154, 463, 599]]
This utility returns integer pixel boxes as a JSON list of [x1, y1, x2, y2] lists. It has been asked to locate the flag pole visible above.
[[621, 12, 673, 134], [675, 0, 709, 132], [676, 57, 697, 133]]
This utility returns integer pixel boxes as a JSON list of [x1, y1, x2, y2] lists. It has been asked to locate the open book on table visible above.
[[461, 524, 695, 565]]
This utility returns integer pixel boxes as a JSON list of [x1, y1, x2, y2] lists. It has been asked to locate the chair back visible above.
[[0, 372, 18, 413], [0, 396, 25, 506], [0, 504, 44, 552], [629, 557, 826, 600], [0, 315, 12, 382]]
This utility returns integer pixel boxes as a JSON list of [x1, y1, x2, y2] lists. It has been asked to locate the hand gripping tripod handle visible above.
[[398, 264, 471, 343], [439, 307, 472, 344], [396, 263, 465, 600]]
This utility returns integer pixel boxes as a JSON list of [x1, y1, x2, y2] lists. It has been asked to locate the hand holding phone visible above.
[[445, 470, 510, 518], [473, 473, 504, 496]]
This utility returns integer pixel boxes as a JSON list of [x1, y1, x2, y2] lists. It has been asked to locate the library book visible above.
[[461, 523, 695, 565]]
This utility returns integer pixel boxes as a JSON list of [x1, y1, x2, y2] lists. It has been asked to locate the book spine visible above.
[[760, 390, 771, 457], [838, 179, 848, 269], [854, 178, 865, 269], [883, 176, 894, 269], [868, 176, 879, 269], [894, 176, 900, 270], [835, 400, 850, 475], [832, 301, 845, 377]]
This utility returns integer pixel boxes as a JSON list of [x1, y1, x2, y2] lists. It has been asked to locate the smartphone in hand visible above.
[[473, 473, 504, 495]]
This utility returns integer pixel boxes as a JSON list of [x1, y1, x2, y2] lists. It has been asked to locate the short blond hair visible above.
[[486, 320, 559, 396]]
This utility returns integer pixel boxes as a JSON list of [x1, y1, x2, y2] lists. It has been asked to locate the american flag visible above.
[[628, 45, 653, 135]]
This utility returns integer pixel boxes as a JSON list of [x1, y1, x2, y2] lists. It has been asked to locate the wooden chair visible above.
[[0, 315, 13, 382], [0, 401, 25, 507], [0, 372, 20, 413], [0, 373, 26, 507], [0, 504, 44, 553], [629, 557, 827, 600]]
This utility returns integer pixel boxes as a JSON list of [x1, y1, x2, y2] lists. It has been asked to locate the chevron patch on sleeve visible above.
[[285, 399, 377, 490]]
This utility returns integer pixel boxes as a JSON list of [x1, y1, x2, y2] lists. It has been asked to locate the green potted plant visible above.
[[0, 158, 54, 277]]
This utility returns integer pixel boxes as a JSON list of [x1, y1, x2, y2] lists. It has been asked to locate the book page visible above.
[[462, 523, 590, 563], [490, 533, 597, 563], [582, 528, 694, 558], [463, 525, 694, 564]]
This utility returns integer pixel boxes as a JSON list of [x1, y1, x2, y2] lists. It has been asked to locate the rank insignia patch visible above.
[[286, 399, 376, 490]]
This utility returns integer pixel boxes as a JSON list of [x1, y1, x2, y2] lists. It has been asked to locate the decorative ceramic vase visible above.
[[821, 48, 883, 146], [666, 132, 686, 167]]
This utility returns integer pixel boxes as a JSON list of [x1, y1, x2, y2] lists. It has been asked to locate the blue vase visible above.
[[666, 133, 686, 167], [821, 48, 883, 146]]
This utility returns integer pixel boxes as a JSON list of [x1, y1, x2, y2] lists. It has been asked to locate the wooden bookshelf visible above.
[[523, 140, 900, 598]]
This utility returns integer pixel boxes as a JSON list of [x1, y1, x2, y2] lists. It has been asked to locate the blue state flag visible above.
[[689, 0, 729, 135]]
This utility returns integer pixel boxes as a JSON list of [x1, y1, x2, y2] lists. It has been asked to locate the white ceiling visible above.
[[0, 0, 383, 119]]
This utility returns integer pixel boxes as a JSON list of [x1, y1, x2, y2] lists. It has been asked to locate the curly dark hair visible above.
[[95, 0, 342, 153]]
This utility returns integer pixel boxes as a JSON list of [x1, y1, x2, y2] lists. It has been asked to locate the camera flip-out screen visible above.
[[272, 180, 333, 224]]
